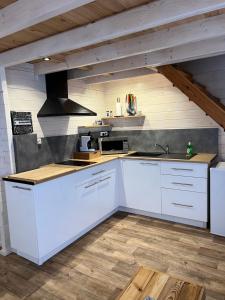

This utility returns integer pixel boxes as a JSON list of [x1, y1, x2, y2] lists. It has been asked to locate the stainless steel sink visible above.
[[127, 152, 164, 157], [127, 152, 196, 160], [159, 153, 196, 160], [56, 160, 97, 167]]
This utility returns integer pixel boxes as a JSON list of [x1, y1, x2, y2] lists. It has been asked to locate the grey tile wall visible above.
[[111, 128, 218, 154], [13, 128, 218, 172]]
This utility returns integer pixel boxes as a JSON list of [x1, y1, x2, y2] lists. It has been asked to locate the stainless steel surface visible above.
[[172, 202, 194, 208], [127, 152, 196, 160], [99, 136, 128, 154], [92, 170, 106, 176], [155, 143, 169, 154], [12, 186, 31, 191], [127, 152, 163, 157], [160, 153, 196, 159], [172, 182, 193, 186]]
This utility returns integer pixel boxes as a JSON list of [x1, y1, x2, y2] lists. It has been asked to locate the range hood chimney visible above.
[[37, 71, 97, 117]]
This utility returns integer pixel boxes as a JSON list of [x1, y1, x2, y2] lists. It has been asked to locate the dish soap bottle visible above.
[[186, 141, 193, 158]]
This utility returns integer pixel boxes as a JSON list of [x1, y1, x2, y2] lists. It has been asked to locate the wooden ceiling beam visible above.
[[0, 0, 95, 39], [80, 68, 156, 85], [1, 0, 225, 67], [35, 13, 225, 74], [67, 36, 225, 80]]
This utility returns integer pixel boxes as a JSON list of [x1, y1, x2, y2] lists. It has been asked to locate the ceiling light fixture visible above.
[[43, 57, 51, 61]]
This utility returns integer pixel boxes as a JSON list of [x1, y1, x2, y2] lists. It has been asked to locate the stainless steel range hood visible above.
[[37, 71, 97, 117]]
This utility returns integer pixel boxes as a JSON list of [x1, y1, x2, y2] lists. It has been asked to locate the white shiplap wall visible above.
[[0, 68, 15, 254], [102, 73, 223, 158], [6, 64, 106, 138]]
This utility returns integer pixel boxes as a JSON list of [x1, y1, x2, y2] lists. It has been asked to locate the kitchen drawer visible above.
[[161, 175, 207, 193], [161, 188, 207, 221], [161, 162, 207, 178]]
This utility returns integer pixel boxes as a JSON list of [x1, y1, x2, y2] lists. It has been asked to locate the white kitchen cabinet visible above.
[[97, 170, 117, 215], [5, 162, 118, 265], [160, 161, 208, 225], [161, 188, 207, 221], [122, 159, 161, 213], [5, 184, 38, 259]]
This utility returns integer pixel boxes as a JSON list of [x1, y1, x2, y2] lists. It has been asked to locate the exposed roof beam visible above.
[[1, 0, 225, 67], [68, 36, 225, 80], [0, 0, 94, 39], [35, 13, 225, 75], [81, 69, 156, 85]]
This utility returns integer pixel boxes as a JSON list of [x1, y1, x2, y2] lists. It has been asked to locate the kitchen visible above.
[[1, 1, 225, 299]]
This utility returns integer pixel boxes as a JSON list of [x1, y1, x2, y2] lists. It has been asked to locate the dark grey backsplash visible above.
[[13, 134, 40, 173], [111, 128, 218, 154], [13, 128, 218, 172], [14, 134, 79, 172]]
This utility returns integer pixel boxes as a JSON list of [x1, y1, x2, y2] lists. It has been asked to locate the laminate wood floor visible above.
[[0, 213, 225, 300]]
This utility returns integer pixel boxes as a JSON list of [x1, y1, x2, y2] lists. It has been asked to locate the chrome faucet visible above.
[[155, 143, 169, 154]]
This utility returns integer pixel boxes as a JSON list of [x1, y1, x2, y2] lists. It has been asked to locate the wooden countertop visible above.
[[117, 266, 205, 300], [4, 153, 217, 185]]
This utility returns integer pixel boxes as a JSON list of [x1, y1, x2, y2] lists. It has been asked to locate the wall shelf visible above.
[[101, 115, 145, 127], [78, 125, 112, 134]]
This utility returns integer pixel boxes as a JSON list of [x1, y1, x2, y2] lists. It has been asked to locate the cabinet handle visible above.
[[12, 186, 31, 191], [92, 170, 105, 176], [171, 168, 193, 171], [140, 162, 158, 166], [99, 176, 111, 182], [172, 182, 193, 187], [172, 202, 193, 208], [84, 182, 98, 189]]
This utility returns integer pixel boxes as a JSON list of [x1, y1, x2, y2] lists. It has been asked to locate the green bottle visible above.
[[186, 141, 193, 158]]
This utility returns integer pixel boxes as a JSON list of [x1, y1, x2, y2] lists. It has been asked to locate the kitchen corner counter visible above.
[[3, 153, 217, 185]]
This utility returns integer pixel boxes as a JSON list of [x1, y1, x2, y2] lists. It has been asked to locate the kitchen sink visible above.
[[127, 152, 196, 160], [56, 160, 97, 167], [127, 152, 164, 157], [159, 153, 196, 160]]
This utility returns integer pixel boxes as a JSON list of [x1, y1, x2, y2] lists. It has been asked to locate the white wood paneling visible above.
[[6, 64, 106, 138], [35, 13, 225, 75], [0, 66, 16, 255], [0, 0, 94, 39], [2, 0, 225, 67], [102, 73, 222, 156]]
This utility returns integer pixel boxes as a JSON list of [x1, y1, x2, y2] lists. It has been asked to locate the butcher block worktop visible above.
[[117, 267, 205, 300], [4, 153, 216, 185]]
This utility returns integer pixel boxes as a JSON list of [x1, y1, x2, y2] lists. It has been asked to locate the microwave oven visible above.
[[98, 136, 129, 154]]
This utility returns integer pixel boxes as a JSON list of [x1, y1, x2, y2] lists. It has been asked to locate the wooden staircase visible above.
[[157, 65, 225, 130]]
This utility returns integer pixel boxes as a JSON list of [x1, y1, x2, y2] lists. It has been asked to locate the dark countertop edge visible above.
[[3, 177, 35, 185], [3, 154, 217, 186]]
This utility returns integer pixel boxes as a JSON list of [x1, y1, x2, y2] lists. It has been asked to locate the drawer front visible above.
[[161, 162, 207, 178], [161, 188, 207, 221], [161, 175, 207, 193]]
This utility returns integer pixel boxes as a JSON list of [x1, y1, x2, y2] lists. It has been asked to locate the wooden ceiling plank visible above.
[[68, 36, 225, 79], [34, 13, 225, 74], [82, 68, 156, 85], [0, 0, 95, 39], [1, 0, 225, 67]]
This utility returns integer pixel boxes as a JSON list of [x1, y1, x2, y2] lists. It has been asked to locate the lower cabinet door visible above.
[[97, 170, 116, 216], [161, 188, 207, 221], [122, 160, 161, 213], [76, 179, 100, 230]]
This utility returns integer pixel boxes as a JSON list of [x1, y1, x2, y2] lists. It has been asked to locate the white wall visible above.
[[5, 63, 223, 158], [101, 73, 224, 158], [6, 64, 106, 138], [0, 68, 15, 254]]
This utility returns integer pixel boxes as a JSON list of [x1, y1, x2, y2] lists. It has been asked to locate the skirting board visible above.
[[3, 206, 207, 263], [119, 206, 207, 228]]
